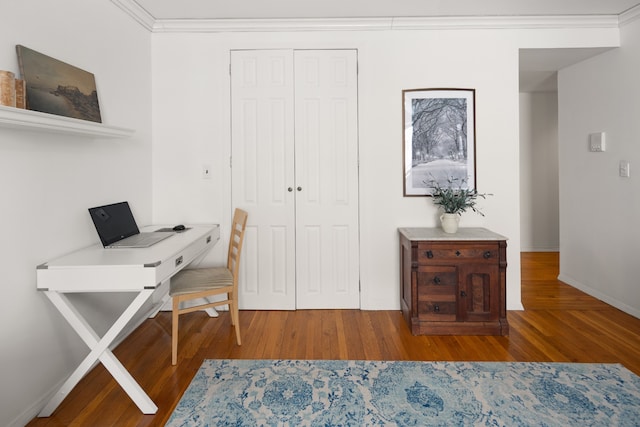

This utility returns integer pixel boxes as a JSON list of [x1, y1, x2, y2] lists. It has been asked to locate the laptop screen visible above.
[[88, 201, 140, 246]]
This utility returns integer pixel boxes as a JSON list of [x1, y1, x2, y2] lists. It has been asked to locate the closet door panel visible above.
[[294, 50, 360, 309], [231, 50, 296, 309]]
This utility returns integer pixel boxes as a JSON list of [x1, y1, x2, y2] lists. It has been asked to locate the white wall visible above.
[[558, 17, 640, 318], [151, 26, 619, 313], [519, 92, 560, 251], [0, 7, 627, 424], [0, 2, 151, 426]]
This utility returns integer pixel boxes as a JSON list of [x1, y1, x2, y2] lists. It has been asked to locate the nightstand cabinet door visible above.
[[458, 264, 500, 322]]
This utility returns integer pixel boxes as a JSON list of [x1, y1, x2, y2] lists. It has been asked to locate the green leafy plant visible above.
[[427, 176, 490, 216]]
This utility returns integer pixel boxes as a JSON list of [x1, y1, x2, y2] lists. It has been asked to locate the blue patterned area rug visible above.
[[166, 359, 640, 426]]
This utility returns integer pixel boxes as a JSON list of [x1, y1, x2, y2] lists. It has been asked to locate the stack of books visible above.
[[0, 70, 26, 108]]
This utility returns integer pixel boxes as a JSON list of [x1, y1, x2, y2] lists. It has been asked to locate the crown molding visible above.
[[619, 3, 640, 26], [111, 0, 621, 33], [111, 0, 155, 31], [390, 15, 618, 30], [152, 18, 392, 33], [151, 15, 619, 33]]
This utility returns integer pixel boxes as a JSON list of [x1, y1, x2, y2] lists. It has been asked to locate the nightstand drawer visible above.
[[415, 266, 457, 288], [417, 243, 499, 264], [418, 300, 457, 321]]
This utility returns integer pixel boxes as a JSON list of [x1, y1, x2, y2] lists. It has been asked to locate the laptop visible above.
[[88, 201, 173, 248]]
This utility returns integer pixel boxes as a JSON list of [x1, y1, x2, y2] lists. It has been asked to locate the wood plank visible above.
[[26, 252, 640, 426]]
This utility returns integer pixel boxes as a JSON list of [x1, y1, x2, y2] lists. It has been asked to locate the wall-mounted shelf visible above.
[[0, 105, 134, 138]]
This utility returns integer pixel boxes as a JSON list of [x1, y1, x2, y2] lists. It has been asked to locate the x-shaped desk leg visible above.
[[38, 290, 158, 417]]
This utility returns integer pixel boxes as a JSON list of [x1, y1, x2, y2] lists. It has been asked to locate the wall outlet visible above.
[[589, 132, 606, 152]]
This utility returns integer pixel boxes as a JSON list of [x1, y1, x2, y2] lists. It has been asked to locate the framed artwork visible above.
[[16, 45, 102, 123], [403, 88, 476, 196]]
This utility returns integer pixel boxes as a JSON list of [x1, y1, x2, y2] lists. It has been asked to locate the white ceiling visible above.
[[133, 0, 640, 20], [127, 0, 640, 92]]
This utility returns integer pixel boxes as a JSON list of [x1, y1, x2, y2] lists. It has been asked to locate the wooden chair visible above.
[[169, 208, 248, 365]]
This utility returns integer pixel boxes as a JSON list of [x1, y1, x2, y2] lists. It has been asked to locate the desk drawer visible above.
[[153, 227, 220, 285]]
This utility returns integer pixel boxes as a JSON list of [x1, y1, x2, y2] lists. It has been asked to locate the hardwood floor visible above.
[[27, 252, 640, 426]]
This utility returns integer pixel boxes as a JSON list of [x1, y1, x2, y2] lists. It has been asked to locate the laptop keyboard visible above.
[[109, 232, 171, 248]]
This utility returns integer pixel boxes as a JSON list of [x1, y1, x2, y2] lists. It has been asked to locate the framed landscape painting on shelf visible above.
[[16, 45, 102, 123], [403, 88, 476, 196]]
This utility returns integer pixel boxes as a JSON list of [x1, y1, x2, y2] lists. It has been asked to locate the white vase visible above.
[[440, 213, 460, 233]]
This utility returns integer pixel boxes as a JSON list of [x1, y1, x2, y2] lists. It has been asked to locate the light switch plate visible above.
[[589, 132, 606, 152], [620, 160, 630, 178]]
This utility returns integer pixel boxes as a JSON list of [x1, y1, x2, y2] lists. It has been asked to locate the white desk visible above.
[[36, 224, 220, 417]]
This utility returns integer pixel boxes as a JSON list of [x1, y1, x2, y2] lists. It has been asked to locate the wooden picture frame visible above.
[[403, 88, 476, 196]]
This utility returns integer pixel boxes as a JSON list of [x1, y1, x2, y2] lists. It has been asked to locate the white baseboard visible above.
[[8, 381, 65, 427], [558, 273, 640, 319]]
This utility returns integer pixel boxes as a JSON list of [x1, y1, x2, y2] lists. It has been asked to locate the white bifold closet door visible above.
[[231, 49, 359, 310]]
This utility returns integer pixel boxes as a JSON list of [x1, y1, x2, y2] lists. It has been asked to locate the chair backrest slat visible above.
[[226, 208, 248, 276]]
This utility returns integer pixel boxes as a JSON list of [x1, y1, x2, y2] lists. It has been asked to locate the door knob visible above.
[[288, 187, 293, 192], [297, 186, 302, 191]]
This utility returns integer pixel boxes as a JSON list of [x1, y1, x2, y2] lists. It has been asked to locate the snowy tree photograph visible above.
[[403, 89, 476, 196]]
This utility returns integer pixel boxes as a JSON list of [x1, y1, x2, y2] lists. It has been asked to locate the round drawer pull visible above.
[[433, 276, 441, 284], [483, 251, 491, 259]]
